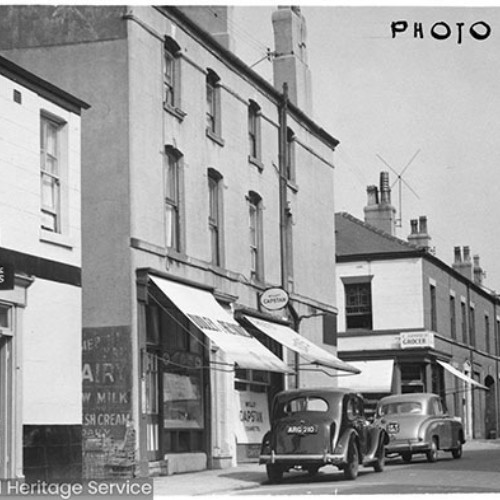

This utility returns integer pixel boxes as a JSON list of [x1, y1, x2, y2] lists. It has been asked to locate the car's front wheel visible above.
[[426, 437, 438, 463], [266, 464, 284, 483], [451, 442, 463, 459], [343, 438, 359, 480]]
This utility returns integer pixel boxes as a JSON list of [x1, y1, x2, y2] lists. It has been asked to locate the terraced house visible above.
[[0, 6, 356, 478]]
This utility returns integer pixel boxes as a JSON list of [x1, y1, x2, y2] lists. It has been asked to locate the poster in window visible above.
[[235, 391, 270, 444], [163, 372, 203, 429]]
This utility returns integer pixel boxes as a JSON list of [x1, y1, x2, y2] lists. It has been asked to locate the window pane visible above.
[[165, 204, 177, 249]]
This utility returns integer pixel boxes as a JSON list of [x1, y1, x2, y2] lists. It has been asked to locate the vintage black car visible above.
[[375, 392, 465, 463], [259, 387, 389, 482]]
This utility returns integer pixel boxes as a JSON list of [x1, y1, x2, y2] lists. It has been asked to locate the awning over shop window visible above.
[[336, 360, 394, 393], [437, 360, 489, 390], [243, 315, 360, 374], [150, 276, 291, 373]]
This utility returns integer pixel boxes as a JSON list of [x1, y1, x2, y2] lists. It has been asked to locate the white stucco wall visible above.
[[22, 278, 82, 424], [336, 257, 424, 331]]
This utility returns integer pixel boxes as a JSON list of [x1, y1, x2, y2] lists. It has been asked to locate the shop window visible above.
[[235, 369, 270, 393], [344, 282, 372, 330], [0, 304, 11, 330], [401, 363, 425, 393]]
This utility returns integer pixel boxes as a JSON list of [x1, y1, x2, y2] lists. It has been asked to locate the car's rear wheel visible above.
[[401, 452, 412, 463], [343, 439, 359, 480], [373, 439, 385, 472], [451, 442, 463, 459], [266, 464, 284, 483], [426, 437, 438, 463]]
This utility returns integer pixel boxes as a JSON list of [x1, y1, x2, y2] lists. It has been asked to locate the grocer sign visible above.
[[259, 287, 289, 311], [400, 331, 435, 349]]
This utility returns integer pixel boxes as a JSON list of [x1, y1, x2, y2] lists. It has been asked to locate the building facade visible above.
[[0, 55, 87, 480], [335, 173, 500, 440], [0, 6, 355, 477]]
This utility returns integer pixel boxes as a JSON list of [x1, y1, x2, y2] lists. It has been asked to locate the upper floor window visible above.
[[164, 146, 183, 251], [286, 127, 296, 182], [485, 314, 491, 353], [206, 69, 223, 145], [248, 191, 264, 281], [450, 295, 456, 340], [208, 168, 223, 267], [461, 301, 467, 343], [163, 37, 183, 118], [470, 306, 476, 347], [248, 100, 262, 163], [430, 284, 437, 331], [40, 115, 63, 233], [344, 280, 372, 330]]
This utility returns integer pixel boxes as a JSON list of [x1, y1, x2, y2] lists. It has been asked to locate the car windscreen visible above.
[[377, 401, 423, 416], [275, 396, 329, 418]]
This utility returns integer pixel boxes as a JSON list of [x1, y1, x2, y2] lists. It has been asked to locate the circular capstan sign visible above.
[[259, 287, 289, 311]]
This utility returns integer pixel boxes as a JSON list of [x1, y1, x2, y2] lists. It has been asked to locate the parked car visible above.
[[259, 387, 389, 482], [375, 392, 465, 463]]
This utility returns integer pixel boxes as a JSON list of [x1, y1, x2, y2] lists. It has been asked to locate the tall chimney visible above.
[[364, 171, 396, 236], [407, 215, 431, 251], [177, 6, 235, 51], [272, 6, 313, 114], [453, 245, 473, 281]]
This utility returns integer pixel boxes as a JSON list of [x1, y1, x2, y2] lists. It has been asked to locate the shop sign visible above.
[[400, 331, 435, 349], [259, 287, 289, 311], [0, 264, 14, 290], [235, 391, 270, 444]]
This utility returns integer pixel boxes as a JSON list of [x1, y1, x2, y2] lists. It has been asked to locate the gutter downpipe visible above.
[[278, 83, 299, 388]]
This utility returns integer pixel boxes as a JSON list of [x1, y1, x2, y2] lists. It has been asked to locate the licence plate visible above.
[[287, 424, 318, 435], [387, 422, 400, 433]]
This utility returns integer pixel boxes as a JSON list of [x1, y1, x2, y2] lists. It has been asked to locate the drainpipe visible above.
[[278, 83, 299, 388], [495, 297, 500, 438]]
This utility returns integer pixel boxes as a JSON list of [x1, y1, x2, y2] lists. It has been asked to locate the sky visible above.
[[228, 4, 500, 291]]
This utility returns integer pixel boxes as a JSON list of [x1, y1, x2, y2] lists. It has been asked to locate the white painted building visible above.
[[0, 55, 88, 480]]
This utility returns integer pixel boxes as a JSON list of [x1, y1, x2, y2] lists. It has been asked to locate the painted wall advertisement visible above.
[[235, 391, 270, 444]]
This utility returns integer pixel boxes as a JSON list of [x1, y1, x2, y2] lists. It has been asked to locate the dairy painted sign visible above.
[[400, 331, 435, 349]]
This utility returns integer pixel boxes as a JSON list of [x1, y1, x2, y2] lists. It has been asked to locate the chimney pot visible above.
[[366, 185, 379, 206], [463, 246, 471, 262], [454, 246, 462, 263], [419, 216, 428, 235], [410, 219, 418, 234], [380, 171, 391, 204]]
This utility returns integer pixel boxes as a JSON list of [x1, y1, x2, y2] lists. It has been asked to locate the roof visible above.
[[335, 212, 423, 258], [0, 54, 90, 114]]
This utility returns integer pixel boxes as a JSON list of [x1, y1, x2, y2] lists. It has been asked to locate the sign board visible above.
[[234, 391, 270, 444], [0, 264, 14, 290], [400, 331, 435, 349], [259, 287, 289, 311]]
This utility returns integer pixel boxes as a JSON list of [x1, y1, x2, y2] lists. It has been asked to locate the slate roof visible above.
[[335, 212, 423, 258]]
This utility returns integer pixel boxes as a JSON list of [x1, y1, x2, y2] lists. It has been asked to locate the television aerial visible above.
[[376, 150, 421, 227]]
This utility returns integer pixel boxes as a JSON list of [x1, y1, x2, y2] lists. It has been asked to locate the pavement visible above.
[[153, 439, 500, 497]]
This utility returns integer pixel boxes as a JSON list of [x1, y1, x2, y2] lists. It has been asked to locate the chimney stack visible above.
[[452, 246, 473, 281], [364, 171, 396, 236], [407, 215, 431, 251], [473, 255, 485, 286], [178, 6, 235, 51], [272, 6, 313, 114]]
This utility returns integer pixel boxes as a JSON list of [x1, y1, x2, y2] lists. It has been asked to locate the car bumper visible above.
[[259, 452, 346, 466], [385, 439, 429, 455]]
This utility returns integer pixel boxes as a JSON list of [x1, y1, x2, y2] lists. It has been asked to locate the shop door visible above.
[[145, 350, 161, 461]]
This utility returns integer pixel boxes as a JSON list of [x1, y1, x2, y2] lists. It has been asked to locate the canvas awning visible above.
[[150, 276, 291, 373], [437, 360, 489, 390], [243, 315, 360, 374], [336, 360, 395, 393]]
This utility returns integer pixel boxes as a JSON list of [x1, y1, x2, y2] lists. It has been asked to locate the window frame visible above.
[[40, 114, 63, 233], [163, 36, 185, 120], [248, 100, 262, 167], [430, 284, 437, 332], [208, 168, 224, 267], [344, 281, 373, 330], [248, 191, 264, 282], [164, 146, 183, 253], [205, 69, 224, 145], [450, 294, 456, 340]]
